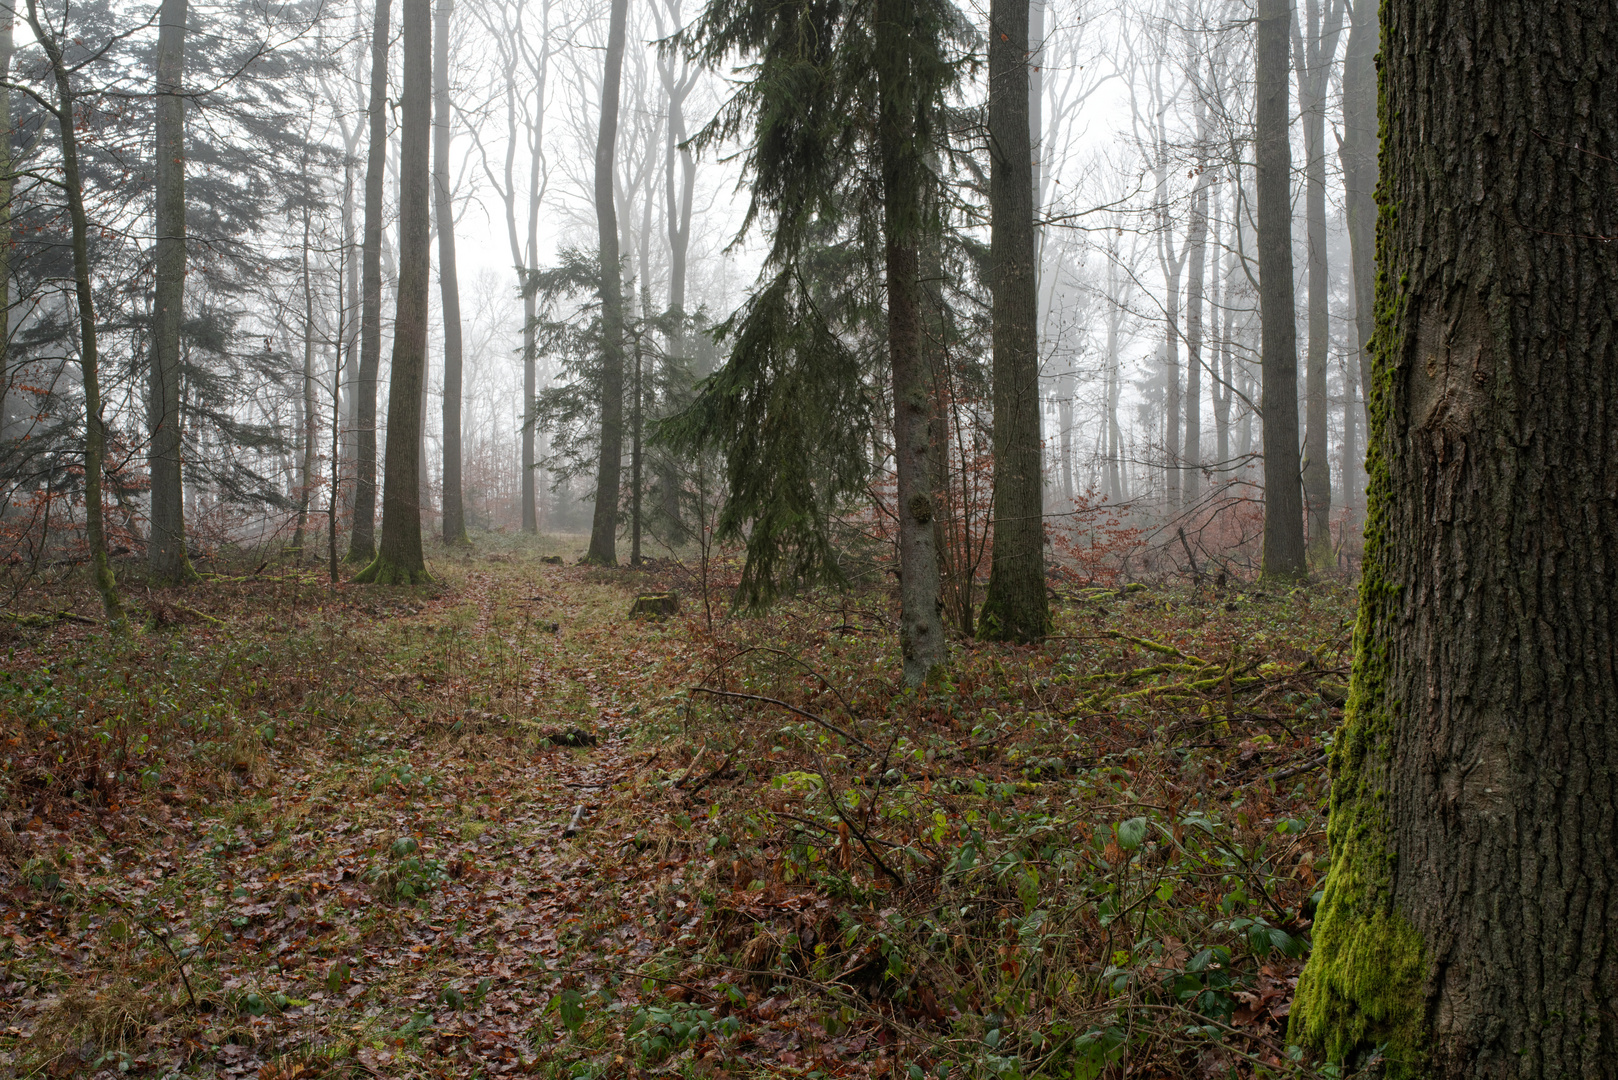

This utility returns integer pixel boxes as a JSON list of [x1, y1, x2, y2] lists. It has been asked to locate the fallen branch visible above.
[[1106, 631, 1211, 667], [1, 609, 97, 627]]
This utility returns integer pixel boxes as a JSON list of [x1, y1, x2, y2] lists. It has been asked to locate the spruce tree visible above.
[[685, 0, 968, 685]]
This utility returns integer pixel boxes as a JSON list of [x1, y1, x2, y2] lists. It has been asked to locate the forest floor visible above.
[[0, 532, 1355, 1080]]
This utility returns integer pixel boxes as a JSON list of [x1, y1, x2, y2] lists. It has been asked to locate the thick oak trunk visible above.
[[978, 0, 1048, 643], [1292, 1, 1618, 1074]]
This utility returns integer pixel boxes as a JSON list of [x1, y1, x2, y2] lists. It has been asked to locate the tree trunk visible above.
[[357, 0, 431, 585], [587, 0, 629, 566], [1105, 251, 1124, 503], [341, 133, 361, 484], [348, 0, 389, 563], [1182, 95, 1210, 506], [1294, 0, 1618, 1072], [1296, 0, 1345, 566], [434, 0, 467, 547], [876, 0, 946, 683], [1254, 0, 1306, 580], [1056, 372, 1072, 506], [1337, 0, 1376, 518], [978, 0, 1048, 644], [659, 10, 696, 540], [147, 0, 196, 584], [0, 17, 10, 460], [1339, 349, 1355, 539], [27, 0, 121, 623], [1212, 179, 1234, 473], [1162, 257, 1183, 507], [631, 326, 643, 564], [295, 207, 317, 559]]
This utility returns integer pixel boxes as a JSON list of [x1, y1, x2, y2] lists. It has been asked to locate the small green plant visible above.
[[625, 994, 742, 1063], [368, 836, 447, 901]]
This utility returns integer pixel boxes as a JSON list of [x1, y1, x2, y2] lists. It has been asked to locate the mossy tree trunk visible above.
[[347, 0, 389, 564], [357, 0, 431, 586], [1254, 0, 1306, 580], [1291, 0, 1618, 1073], [977, 0, 1047, 644]]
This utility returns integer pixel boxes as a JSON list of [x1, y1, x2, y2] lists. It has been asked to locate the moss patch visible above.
[[353, 555, 432, 586]]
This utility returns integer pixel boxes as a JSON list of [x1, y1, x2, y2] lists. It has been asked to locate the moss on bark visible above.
[[353, 555, 431, 586], [1290, 175, 1428, 1072]]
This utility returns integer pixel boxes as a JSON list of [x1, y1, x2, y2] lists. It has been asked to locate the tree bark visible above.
[[1105, 249, 1125, 503], [1291, 2, 1618, 1074], [147, 0, 196, 584], [295, 206, 317, 559], [348, 0, 389, 563], [1337, 0, 1376, 518], [27, 0, 121, 622], [1182, 93, 1210, 506], [978, 0, 1048, 643], [587, 0, 629, 565], [434, 0, 467, 547], [1254, 0, 1306, 580], [1161, 248, 1183, 507], [1211, 181, 1232, 473], [1339, 349, 1355, 536], [658, 0, 696, 539], [1296, 0, 1345, 565], [876, 0, 946, 684], [357, 0, 431, 584], [0, 16, 10, 461]]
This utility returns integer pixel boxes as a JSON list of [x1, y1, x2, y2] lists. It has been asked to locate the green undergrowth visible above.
[[0, 534, 1355, 1079], [568, 574, 1356, 1079]]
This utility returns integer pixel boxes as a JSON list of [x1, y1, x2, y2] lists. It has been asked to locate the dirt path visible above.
[[1, 551, 711, 1077]]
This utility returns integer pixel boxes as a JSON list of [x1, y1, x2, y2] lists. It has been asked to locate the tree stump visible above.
[[628, 592, 679, 619]]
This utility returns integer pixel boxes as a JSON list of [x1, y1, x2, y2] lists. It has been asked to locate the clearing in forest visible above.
[[0, 534, 1352, 1079]]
